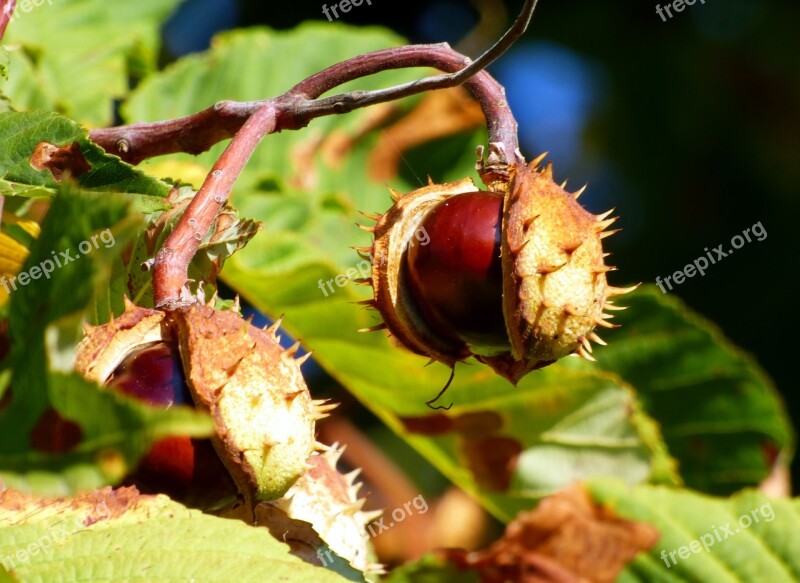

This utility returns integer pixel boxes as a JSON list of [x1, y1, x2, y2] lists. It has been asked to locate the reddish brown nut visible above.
[[106, 341, 234, 503], [406, 191, 507, 355], [363, 155, 635, 385]]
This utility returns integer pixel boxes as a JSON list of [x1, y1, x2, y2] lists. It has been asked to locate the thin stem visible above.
[[292, 0, 537, 97], [90, 100, 258, 165], [152, 104, 276, 307], [458, 0, 537, 84], [90, 45, 520, 167], [286, 44, 522, 164], [90, 0, 539, 167]]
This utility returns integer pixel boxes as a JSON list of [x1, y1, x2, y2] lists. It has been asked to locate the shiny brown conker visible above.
[[406, 191, 508, 355]]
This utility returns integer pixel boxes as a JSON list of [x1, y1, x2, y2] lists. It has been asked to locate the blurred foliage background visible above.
[[0, 0, 796, 577], [162, 0, 799, 482]]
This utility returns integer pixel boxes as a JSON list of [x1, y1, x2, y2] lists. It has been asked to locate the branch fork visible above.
[[86, 0, 540, 308]]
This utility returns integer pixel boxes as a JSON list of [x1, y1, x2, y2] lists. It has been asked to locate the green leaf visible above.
[[0, 373, 213, 495], [0, 110, 256, 316], [5, 183, 136, 378], [0, 111, 170, 198], [124, 24, 425, 196], [0, 488, 361, 582], [385, 483, 800, 583], [1, 0, 183, 125], [383, 555, 479, 583], [593, 286, 794, 494], [219, 289, 671, 523], [589, 479, 800, 582]]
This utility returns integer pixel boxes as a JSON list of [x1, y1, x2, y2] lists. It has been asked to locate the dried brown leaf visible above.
[[30, 141, 92, 181], [368, 87, 484, 181], [443, 484, 659, 583]]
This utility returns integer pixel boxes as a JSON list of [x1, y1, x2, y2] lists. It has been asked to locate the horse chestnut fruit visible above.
[[75, 299, 329, 508], [364, 155, 635, 386]]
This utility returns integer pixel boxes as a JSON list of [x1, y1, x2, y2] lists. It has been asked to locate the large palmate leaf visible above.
[[0, 487, 362, 582], [123, 24, 439, 189], [593, 286, 794, 494], [0, 108, 169, 313], [1, 0, 184, 125]]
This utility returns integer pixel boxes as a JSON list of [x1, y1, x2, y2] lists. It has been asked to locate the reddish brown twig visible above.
[[139, 0, 539, 306], [89, 100, 257, 166], [152, 104, 276, 307], [91, 0, 538, 169], [90, 45, 522, 168]]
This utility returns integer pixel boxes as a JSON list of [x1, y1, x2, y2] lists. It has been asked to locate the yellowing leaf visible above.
[[0, 231, 27, 274], [2, 213, 40, 238], [143, 159, 211, 189]]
